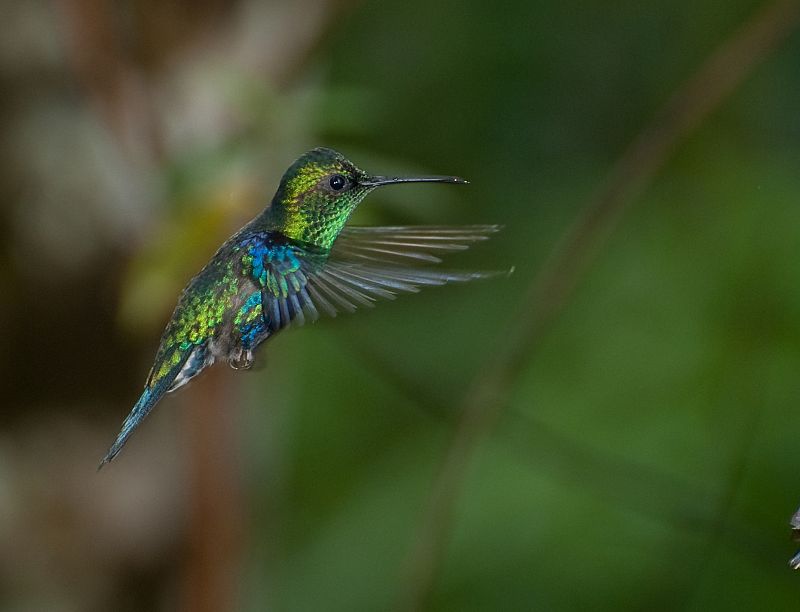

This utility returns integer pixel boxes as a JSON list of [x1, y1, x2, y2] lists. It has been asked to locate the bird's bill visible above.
[[360, 175, 469, 187]]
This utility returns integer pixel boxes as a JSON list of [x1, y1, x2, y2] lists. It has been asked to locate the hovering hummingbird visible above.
[[100, 147, 502, 466]]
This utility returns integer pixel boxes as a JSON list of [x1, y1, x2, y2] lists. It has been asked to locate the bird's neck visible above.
[[254, 199, 346, 251], [247, 206, 337, 255]]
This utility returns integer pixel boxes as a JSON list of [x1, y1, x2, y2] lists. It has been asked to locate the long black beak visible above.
[[360, 175, 469, 187]]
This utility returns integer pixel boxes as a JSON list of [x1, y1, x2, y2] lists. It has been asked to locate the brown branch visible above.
[[399, 1, 800, 609], [181, 366, 244, 612], [55, 0, 166, 161]]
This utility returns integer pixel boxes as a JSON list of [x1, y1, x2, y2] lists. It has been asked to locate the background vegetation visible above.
[[2, 0, 800, 610]]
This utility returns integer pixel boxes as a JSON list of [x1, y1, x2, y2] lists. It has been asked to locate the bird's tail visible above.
[[98, 385, 163, 468], [98, 351, 190, 468]]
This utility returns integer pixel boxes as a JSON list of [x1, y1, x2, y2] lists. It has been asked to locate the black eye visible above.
[[329, 174, 347, 191]]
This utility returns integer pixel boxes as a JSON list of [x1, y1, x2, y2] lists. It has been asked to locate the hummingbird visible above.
[[100, 147, 502, 466]]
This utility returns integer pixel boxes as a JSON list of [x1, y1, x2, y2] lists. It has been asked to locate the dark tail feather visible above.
[[98, 352, 190, 468], [98, 386, 163, 468]]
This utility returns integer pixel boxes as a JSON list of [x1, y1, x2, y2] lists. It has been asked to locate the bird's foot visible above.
[[229, 347, 255, 370]]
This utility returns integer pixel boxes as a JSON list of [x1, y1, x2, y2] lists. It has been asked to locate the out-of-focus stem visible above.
[[181, 366, 244, 612]]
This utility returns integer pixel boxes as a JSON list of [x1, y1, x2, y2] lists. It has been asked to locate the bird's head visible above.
[[266, 147, 467, 249]]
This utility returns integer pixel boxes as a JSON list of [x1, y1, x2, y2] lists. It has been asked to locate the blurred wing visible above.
[[333, 224, 501, 264], [305, 224, 502, 317], [250, 225, 503, 328]]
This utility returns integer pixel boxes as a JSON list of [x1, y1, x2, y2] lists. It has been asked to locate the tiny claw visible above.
[[229, 347, 255, 370]]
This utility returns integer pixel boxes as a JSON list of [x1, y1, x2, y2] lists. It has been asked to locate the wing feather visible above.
[[333, 225, 500, 265], [250, 225, 503, 326]]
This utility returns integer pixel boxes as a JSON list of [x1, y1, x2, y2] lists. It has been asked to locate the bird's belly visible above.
[[208, 288, 272, 361]]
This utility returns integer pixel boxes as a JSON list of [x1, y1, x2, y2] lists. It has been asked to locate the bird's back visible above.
[[147, 237, 260, 387]]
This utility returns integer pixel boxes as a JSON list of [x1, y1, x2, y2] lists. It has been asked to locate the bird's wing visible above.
[[333, 224, 501, 265], [249, 225, 503, 327]]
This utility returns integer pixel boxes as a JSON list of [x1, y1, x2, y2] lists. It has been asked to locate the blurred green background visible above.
[[2, 0, 800, 610]]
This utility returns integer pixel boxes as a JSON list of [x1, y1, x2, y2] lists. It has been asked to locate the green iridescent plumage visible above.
[[269, 148, 370, 248], [100, 148, 502, 466]]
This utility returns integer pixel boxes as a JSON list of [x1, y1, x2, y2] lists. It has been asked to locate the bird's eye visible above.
[[328, 174, 347, 191]]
